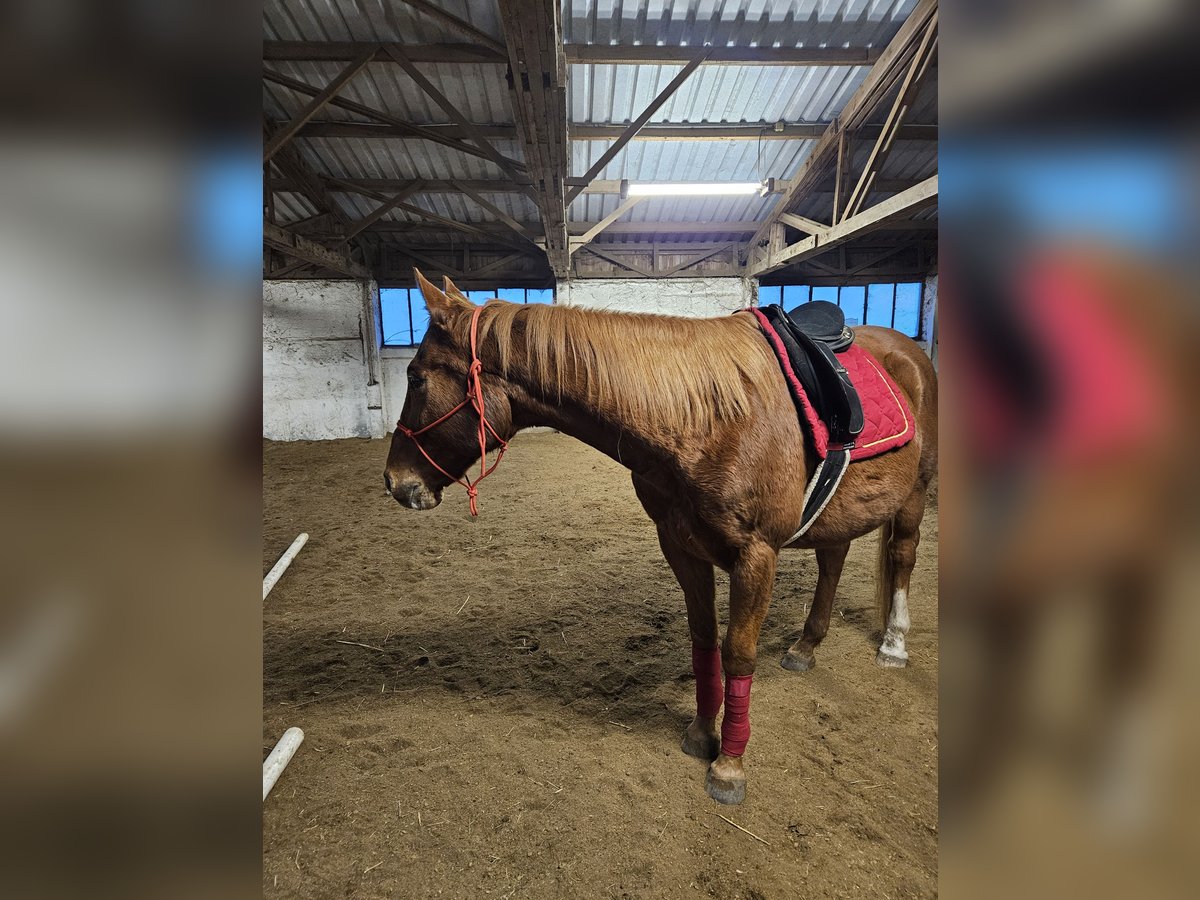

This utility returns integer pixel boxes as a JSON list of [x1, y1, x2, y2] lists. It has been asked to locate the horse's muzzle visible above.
[[384, 471, 442, 510]]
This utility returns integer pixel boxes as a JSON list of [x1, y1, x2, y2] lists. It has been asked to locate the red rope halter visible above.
[[395, 304, 508, 516]]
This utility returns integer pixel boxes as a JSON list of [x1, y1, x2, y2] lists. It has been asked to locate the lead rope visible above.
[[395, 304, 509, 515]]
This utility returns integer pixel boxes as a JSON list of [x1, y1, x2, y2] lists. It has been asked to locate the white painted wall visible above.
[[920, 273, 938, 367], [263, 280, 387, 440], [557, 277, 753, 317]]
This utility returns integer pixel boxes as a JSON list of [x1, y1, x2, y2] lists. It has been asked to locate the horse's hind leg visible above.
[[876, 485, 927, 668], [782, 542, 850, 672], [656, 528, 721, 761]]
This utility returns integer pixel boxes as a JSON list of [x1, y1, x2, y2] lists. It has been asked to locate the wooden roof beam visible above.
[[392, 1, 505, 55], [294, 121, 937, 142], [565, 52, 709, 204], [264, 69, 526, 171], [382, 43, 529, 185], [566, 197, 644, 255], [262, 41, 883, 67], [264, 221, 370, 278], [749, 175, 938, 278], [748, 0, 938, 253], [263, 51, 374, 162], [497, 0, 571, 277]]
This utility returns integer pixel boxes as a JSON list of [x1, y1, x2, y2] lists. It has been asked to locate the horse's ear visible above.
[[442, 275, 469, 302], [414, 268, 465, 323]]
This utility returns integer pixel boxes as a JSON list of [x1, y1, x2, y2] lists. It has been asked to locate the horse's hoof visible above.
[[706, 754, 746, 805], [706, 769, 746, 805], [681, 731, 720, 761], [781, 650, 815, 672], [875, 649, 908, 669]]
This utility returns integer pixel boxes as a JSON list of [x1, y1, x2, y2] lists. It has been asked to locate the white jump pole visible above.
[[263, 533, 308, 600], [263, 727, 305, 801]]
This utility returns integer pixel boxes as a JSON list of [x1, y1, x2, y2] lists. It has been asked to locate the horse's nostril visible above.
[[383, 472, 395, 494]]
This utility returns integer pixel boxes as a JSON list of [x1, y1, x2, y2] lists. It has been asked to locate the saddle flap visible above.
[[761, 304, 864, 445]]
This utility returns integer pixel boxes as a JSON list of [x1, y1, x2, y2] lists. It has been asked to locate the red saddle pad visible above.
[[751, 307, 916, 461]]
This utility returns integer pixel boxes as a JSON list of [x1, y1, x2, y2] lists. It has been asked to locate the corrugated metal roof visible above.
[[570, 63, 866, 125], [264, 1, 503, 45], [570, 135, 814, 185], [293, 135, 522, 182], [562, 0, 919, 48], [264, 0, 935, 262]]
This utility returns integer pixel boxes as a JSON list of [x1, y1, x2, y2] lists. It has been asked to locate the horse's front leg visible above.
[[708, 540, 778, 805], [656, 527, 721, 760]]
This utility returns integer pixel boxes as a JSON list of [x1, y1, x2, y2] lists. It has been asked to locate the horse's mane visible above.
[[467, 301, 777, 433]]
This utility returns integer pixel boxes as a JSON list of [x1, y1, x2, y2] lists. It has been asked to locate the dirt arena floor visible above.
[[263, 432, 938, 899]]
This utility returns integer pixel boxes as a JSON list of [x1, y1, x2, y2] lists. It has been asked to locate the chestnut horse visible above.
[[384, 270, 938, 804]]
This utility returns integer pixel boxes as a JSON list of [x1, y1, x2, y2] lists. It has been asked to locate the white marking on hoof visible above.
[[878, 587, 910, 666], [875, 648, 908, 668]]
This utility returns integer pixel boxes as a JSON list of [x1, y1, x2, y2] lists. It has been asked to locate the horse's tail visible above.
[[875, 517, 897, 633]]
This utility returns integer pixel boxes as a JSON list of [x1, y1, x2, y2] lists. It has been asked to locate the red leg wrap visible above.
[[720, 674, 753, 757], [691, 644, 723, 719]]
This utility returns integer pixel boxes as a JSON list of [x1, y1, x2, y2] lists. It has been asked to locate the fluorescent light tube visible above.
[[625, 182, 764, 196]]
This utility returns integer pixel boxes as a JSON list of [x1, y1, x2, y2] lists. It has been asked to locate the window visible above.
[[757, 281, 924, 338], [380, 286, 555, 347]]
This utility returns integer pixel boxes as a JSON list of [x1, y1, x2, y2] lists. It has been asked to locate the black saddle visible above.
[[787, 299, 855, 351], [760, 301, 863, 445], [758, 300, 864, 539]]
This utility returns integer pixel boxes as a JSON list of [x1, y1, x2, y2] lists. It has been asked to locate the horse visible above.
[[383, 269, 939, 805]]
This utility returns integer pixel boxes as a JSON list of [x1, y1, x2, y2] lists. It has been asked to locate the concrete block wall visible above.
[[557, 277, 753, 317], [263, 280, 386, 440]]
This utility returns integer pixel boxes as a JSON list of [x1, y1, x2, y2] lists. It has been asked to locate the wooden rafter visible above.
[[264, 69, 530, 172], [264, 221, 369, 278], [294, 121, 937, 142], [747, 0, 938, 261], [567, 197, 644, 255], [393, 0, 506, 55], [263, 51, 374, 162], [467, 252, 525, 278], [451, 180, 538, 243], [779, 213, 829, 233], [394, 247, 466, 279], [565, 52, 709, 204], [262, 41, 883, 67], [842, 12, 938, 220], [266, 122, 355, 237], [581, 246, 656, 278], [497, 0, 570, 276], [265, 41, 506, 64], [382, 44, 528, 182], [338, 180, 426, 245], [326, 176, 529, 253], [656, 243, 736, 277], [749, 176, 938, 277]]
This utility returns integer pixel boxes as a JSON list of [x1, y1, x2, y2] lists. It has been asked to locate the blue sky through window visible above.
[[757, 281, 924, 337], [381, 286, 556, 347]]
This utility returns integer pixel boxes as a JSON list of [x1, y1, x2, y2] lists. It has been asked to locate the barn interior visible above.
[[262, 2, 938, 896]]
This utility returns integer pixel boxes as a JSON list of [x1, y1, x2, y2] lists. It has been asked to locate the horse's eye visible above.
[[408, 372, 426, 389]]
